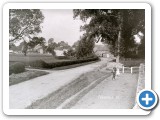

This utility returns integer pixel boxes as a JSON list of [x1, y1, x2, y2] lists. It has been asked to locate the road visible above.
[[71, 73, 138, 109]]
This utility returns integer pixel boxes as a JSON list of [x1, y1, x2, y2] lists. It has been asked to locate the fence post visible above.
[[122, 66, 124, 73], [131, 67, 133, 74]]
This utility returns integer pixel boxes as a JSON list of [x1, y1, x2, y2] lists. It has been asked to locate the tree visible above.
[[10, 41, 24, 52], [28, 37, 47, 54], [28, 37, 46, 49], [57, 41, 71, 50], [63, 48, 76, 57], [121, 10, 145, 58], [73, 9, 145, 60], [46, 42, 57, 57], [76, 33, 95, 59], [9, 43, 15, 49], [72, 40, 79, 48], [46, 38, 58, 56], [48, 38, 54, 45], [21, 41, 28, 56], [9, 9, 44, 43]]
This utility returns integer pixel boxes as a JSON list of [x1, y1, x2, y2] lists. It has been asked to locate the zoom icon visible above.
[[137, 89, 158, 110]]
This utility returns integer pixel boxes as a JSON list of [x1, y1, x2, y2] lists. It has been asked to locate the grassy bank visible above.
[[9, 70, 48, 86]]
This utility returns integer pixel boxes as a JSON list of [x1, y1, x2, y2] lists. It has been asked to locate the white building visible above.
[[94, 44, 113, 58], [54, 50, 64, 56]]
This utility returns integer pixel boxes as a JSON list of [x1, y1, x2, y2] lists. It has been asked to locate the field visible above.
[[9, 53, 70, 65]]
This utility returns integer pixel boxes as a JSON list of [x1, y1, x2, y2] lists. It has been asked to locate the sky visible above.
[[39, 9, 85, 46], [39, 9, 141, 46], [14, 9, 141, 46]]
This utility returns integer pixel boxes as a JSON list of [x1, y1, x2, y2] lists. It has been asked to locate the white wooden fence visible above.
[[122, 66, 140, 74]]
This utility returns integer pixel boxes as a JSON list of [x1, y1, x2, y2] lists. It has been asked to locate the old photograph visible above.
[[8, 8, 145, 110]]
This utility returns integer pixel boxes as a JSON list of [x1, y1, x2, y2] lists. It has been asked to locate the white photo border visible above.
[[3, 3, 151, 115]]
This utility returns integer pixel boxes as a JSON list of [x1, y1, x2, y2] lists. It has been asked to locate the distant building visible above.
[[54, 48, 68, 56], [54, 50, 64, 56], [28, 44, 69, 56], [27, 45, 44, 54], [94, 44, 113, 58], [34, 45, 44, 54]]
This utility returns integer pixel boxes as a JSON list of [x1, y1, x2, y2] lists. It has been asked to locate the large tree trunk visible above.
[[116, 10, 123, 63], [22, 41, 28, 56], [116, 30, 121, 63]]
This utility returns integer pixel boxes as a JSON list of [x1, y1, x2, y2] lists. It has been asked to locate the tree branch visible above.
[[9, 26, 28, 43]]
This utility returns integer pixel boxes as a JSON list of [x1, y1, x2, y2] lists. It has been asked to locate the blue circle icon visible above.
[[137, 89, 158, 110]]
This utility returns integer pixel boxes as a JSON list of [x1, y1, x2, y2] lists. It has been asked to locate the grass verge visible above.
[[9, 70, 49, 86], [120, 59, 145, 67]]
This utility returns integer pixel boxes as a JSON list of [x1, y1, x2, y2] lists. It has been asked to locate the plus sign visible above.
[[142, 93, 153, 105]]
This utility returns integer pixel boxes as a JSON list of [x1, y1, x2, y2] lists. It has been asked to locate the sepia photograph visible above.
[[3, 3, 151, 115]]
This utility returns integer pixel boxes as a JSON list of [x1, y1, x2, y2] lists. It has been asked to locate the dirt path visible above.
[[9, 58, 109, 109], [71, 73, 138, 109]]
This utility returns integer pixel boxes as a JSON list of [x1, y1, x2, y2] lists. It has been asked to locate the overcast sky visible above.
[[40, 9, 85, 46], [39, 9, 141, 46]]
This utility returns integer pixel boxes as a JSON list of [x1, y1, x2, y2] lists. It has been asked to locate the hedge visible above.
[[26, 60, 49, 68], [27, 57, 99, 69], [9, 62, 25, 75], [55, 56, 69, 59]]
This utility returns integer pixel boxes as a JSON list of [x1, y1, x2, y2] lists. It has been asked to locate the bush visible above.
[[9, 62, 25, 75], [27, 59, 49, 68]]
